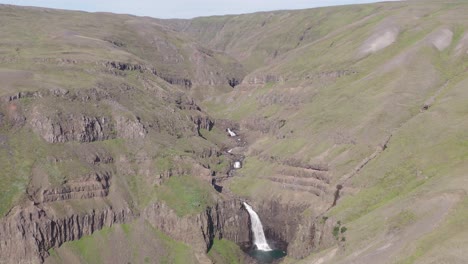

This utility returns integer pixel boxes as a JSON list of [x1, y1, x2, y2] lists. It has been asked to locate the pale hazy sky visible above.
[[1, 0, 395, 18]]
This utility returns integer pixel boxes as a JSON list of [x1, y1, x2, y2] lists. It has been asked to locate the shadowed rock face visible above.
[[0, 206, 133, 264], [250, 200, 335, 258], [144, 200, 251, 252], [0, 200, 250, 263]]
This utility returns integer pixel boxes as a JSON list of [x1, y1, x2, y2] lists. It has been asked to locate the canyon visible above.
[[0, 1, 467, 263]]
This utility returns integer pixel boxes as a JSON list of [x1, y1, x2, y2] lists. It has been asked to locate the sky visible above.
[[1, 0, 393, 19]]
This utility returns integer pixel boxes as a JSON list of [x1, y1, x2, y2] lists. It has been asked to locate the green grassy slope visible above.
[[208, 239, 246, 264], [45, 220, 198, 264]]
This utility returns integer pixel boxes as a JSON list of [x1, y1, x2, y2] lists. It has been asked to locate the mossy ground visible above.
[[208, 239, 245, 264], [46, 220, 197, 264], [155, 175, 216, 217]]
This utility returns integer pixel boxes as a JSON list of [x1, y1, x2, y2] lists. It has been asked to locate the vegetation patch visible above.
[[61, 226, 114, 264], [0, 129, 47, 215], [208, 238, 244, 264], [388, 210, 417, 232], [147, 221, 196, 264], [155, 175, 215, 216], [332, 220, 347, 241]]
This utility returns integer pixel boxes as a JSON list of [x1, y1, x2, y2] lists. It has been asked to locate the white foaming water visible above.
[[227, 128, 237, 137], [243, 202, 272, 251]]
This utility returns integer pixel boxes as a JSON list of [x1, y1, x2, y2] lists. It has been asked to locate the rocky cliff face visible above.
[[0, 205, 132, 264], [288, 217, 337, 259], [143, 200, 250, 252], [39, 171, 111, 203], [29, 112, 115, 144], [0, 199, 251, 263], [251, 200, 336, 259], [115, 116, 147, 140]]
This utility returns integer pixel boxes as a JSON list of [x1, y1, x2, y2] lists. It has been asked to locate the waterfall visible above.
[[243, 202, 272, 251], [227, 128, 237, 137]]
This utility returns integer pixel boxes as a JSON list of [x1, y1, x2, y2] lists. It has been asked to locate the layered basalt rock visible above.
[[26, 98, 149, 143], [29, 112, 115, 143], [0, 199, 251, 263], [243, 70, 356, 88], [103, 61, 193, 88], [143, 199, 250, 252], [245, 74, 284, 85], [286, 216, 337, 258], [268, 164, 332, 197], [161, 76, 193, 88], [0, 205, 133, 264], [252, 200, 336, 259], [115, 116, 147, 139], [241, 117, 286, 134], [40, 171, 111, 203]]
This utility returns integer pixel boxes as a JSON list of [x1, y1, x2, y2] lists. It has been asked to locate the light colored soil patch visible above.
[[309, 247, 339, 264], [455, 32, 468, 56], [373, 27, 453, 74], [427, 28, 453, 51], [359, 26, 399, 56]]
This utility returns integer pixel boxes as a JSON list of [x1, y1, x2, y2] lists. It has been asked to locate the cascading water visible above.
[[243, 202, 272, 251]]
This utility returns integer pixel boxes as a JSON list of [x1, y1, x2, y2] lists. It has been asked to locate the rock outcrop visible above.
[[29, 112, 114, 143], [241, 117, 286, 134], [0, 199, 251, 263], [143, 200, 250, 252], [103, 61, 193, 88], [253, 200, 336, 258], [0, 205, 132, 264], [191, 114, 215, 133], [245, 74, 284, 85], [115, 116, 147, 139], [287, 216, 337, 258], [1, 91, 44, 103], [40, 171, 111, 203]]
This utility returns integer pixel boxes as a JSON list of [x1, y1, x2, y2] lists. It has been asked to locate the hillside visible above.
[[0, 1, 467, 264]]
